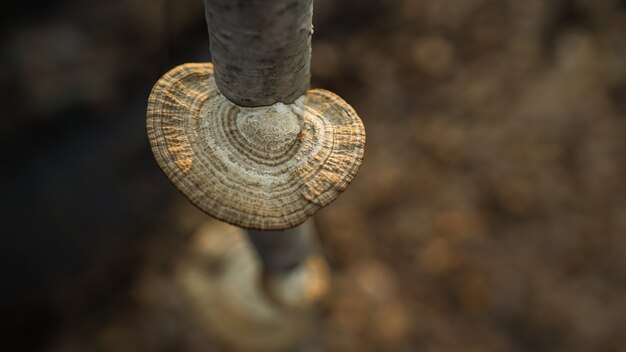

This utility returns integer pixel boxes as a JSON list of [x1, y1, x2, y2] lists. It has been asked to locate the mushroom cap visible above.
[[147, 63, 365, 230]]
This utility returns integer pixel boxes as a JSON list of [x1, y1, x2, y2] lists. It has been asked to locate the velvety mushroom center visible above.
[[236, 103, 302, 151]]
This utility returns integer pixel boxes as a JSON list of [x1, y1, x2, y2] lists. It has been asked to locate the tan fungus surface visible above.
[[147, 63, 365, 230]]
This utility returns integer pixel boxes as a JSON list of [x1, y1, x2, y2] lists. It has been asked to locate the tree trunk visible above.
[[203, 0, 317, 273], [203, 0, 312, 107]]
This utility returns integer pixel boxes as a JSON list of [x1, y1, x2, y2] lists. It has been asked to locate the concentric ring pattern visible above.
[[147, 63, 365, 230]]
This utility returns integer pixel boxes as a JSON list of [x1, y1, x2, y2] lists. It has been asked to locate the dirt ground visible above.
[[3, 0, 626, 351]]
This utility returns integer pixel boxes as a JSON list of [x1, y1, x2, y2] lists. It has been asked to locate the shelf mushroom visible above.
[[147, 63, 365, 230]]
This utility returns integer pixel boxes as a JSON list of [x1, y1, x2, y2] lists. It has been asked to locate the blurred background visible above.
[[2, 0, 626, 351]]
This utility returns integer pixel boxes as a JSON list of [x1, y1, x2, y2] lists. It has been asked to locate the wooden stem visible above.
[[203, 0, 313, 107], [203, 0, 317, 273], [246, 220, 315, 273]]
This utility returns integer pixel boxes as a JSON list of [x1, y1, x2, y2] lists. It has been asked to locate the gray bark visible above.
[[203, 0, 317, 274], [246, 220, 315, 273], [203, 0, 313, 107]]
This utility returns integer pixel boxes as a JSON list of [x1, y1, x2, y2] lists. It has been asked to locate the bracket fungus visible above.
[[147, 63, 365, 230]]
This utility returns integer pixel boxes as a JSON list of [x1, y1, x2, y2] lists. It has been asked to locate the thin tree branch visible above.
[[203, 0, 317, 273], [203, 0, 313, 106]]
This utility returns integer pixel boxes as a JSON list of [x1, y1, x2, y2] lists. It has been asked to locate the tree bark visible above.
[[246, 220, 315, 273], [203, 0, 312, 107], [203, 0, 317, 273]]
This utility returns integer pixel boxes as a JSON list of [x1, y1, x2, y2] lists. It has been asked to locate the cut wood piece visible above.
[[147, 63, 365, 230]]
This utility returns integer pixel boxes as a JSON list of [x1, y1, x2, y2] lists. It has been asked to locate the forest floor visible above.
[[5, 0, 626, 351]]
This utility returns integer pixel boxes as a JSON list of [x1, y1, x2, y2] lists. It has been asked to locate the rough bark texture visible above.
[[204, 0, 312, 107]]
